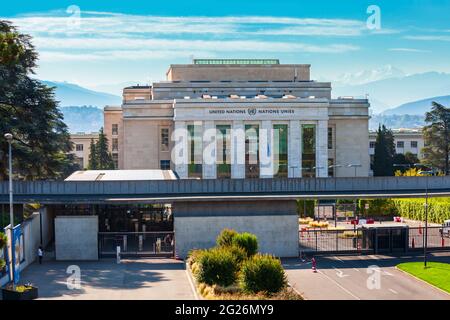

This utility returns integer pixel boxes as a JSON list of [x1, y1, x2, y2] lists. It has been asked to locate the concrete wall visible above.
[[173, 200, 299, 258], [55, 216, 98, 260]]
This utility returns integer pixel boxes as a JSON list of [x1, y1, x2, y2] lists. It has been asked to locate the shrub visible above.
[[232, 232, 258, 257], [240, 254, 287, 294], [216, 228, 238, 247], [392, 198, 450, 223], [0, 232, 6, 270], [196, 247, 239, 287], [187, 249, 206, 267], [225, 245, 247, 265]]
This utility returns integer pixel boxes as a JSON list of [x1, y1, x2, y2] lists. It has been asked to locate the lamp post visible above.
[[418, 168, 435, 268], [4, 133, 15, 286], [347, 163, 362, 177]]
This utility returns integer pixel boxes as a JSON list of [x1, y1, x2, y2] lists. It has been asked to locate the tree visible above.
[[87, 128, 114, 170], [88, 139, 98, 170], [423, 102, 450, 175], [373, 125, 396, 176], [0, 20, 75, 180]]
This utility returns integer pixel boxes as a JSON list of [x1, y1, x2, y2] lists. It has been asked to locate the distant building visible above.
[[368, 128, 425, 167], [69, 132, 99, 169]]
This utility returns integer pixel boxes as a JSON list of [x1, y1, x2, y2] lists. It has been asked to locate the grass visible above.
[[397, 262, 450, 293]]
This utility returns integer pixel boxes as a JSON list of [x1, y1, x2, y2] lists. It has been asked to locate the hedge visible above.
[[392, 198, 450, 223]]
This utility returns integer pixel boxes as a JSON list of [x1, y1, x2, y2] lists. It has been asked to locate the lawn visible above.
[[397, 262, 450, 293]]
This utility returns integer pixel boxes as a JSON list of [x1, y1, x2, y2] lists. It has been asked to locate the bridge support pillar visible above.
[[173, 200, 299, 258]]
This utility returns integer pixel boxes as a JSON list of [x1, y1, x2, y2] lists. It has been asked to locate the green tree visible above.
[[88, 138, 98, 170], [423, 102, 450, 175], [0, 20, 74, 180], [96, 128, 115, 169], [373, 125, 396, 176]]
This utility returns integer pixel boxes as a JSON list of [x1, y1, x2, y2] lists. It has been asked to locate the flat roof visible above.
[[362, 223, 409, 229], [65, 170, 178, 181], [193, 59, 280, 65]]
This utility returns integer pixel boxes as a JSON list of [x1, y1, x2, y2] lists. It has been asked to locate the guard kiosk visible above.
[[362, 223, 409, 254]]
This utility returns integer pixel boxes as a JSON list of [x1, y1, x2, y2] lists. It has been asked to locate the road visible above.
[[283, 252, 450, 300]]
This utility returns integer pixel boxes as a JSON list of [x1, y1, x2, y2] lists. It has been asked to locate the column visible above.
[[202, 120, 216, 179], [231, 120, 245, 179], [260, 120, 274, 178], [316, 120, 328, 177], [288, 120, 301, 178], [173, 121, 188, 179]]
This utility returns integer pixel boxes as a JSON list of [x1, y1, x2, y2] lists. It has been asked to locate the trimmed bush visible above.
[[187, 249, 206, 267], [196, 247, 239, 287], [216, 228, 238, 247], [240, 254, 287, 294], [225, 245, 247, 265], [232, 232, 258, 257], [392, 198, 450, 223]]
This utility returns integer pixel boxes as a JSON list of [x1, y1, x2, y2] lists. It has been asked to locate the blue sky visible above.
[[2, 0, 450, 93]]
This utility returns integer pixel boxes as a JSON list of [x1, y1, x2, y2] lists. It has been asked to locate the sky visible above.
[[1, 0, 450, 94]]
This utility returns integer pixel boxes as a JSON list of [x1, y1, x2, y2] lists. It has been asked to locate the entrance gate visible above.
[[99, 232, 175, 257]]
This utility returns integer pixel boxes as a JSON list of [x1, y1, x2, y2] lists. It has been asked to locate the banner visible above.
[[12, 225, 21, 284]]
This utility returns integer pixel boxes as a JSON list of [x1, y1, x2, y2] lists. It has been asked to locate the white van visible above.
[[440, 220, 450, 238]]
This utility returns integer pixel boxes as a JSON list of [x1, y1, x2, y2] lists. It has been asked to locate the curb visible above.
[[395, 266, 450, 297], [185, 262, 202, 300]]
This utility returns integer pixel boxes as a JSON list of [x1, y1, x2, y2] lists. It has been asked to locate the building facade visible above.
[[369, 128, 424, 166], [104, 59, 370, 178], [69, 132, 99, 169]]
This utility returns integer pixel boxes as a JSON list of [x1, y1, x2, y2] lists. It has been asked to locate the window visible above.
[[112, 153, 118, 169], [411, 141, 418, 148], [112, 124, 118, 136], [397, 141, 404, 148], [216, 125, 231, 179], [328, 159, 334, 177], [75, 144, 83, 151], [160, 160, 170, 170], [328, 127, 333, 150], [76, 157, 83, 168], [273, 124, 288, 178], [302, 124, 316, 178], [245, 124, 259, 178], [161, 128, 169, 152], [369, 141, 376, 149], [112, 138, 118, 151], [187, 124, 202, 178]]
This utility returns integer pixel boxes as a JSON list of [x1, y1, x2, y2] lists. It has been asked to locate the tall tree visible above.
[[88, 139, 98, 170], [423, 102, 450, 175], [0, 20, 74, 180], [373, 125, 396, 176], [89, 128, 114, 170]]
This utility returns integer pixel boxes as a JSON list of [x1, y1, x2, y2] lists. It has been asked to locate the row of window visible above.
[[369, 141, 418, 149]]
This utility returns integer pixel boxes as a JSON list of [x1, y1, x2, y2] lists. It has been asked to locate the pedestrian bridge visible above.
[[1, 176, 449, 204]]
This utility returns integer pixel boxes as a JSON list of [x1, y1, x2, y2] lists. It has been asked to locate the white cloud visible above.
[[405, 35, 450, 42], [388, 48, 430, 53]]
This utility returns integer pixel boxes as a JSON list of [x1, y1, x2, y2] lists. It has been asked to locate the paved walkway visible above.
[[284, 252, 450, 300], [17, 258, 196, 300]]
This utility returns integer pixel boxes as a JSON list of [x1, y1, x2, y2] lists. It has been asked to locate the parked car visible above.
[[439, 220, 450, 238]]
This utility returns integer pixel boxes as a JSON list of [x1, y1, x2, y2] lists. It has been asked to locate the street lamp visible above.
[[347, 163, 362, 177], [418, 167, 436, 268], [4, 133, 15, 285]]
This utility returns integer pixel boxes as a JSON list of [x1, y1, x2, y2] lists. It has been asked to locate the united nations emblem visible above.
[[247, 108, 257, 116]]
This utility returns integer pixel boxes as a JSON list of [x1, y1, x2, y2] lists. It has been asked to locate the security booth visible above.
[[362, 223, 409, 254]]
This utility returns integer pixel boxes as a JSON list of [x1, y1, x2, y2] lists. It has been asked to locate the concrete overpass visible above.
[[2, 176, 449, 259], [0, 176, 449, 204]]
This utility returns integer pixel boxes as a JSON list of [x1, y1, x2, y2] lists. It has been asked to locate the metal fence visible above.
[[408, 226, 449, 250], [299, 228, 366, 254], [299, 226, 450, 254], [98, 232, 174, 257]]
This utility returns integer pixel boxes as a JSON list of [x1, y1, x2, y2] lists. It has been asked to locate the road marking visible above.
[[353, 268, 360, 272], [333, 267, 349, 278], [317, 269, 360, 300], [389, 288, 398, 294], [333, 256, 345, 263]]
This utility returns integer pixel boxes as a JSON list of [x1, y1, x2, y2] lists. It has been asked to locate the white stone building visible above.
[[104, 59, 370, 178]]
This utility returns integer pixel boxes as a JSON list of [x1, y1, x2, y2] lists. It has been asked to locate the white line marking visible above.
[[389, 288, 398, 294], [317, 269, 360, 300], [333, 256, 345, 263], [353, 268, 360, 272]]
